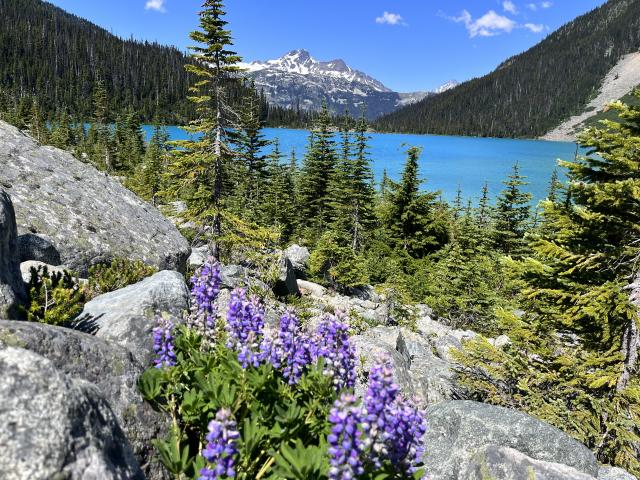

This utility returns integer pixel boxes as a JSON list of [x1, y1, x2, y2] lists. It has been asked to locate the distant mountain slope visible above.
[[243, 49, 456, 119], [542, 52, 640, 140], [375, 0, 640, 138], [0, 0, 191, 122]]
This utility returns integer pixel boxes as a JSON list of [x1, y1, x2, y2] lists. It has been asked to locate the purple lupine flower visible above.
[[153, 314, 177, 368], [199, 409, 240, 480], [269, 309, 315, 384], [361, 357, 427, 475], [312, 312, 356, 391], [385, 398, 428, 477], [226, 289, 268, 368], [328, 394, 365, 480], [188, 258, 222, 343]]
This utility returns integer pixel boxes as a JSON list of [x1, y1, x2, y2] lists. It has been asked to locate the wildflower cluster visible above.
[[226, 289, 268, 368], [314, 312, 357, 391], [199, 409, 240, 480], [328, 358, 427, 479], [269, 308, 315, 384], [188, 259, 222, 345], [152, 314, 176, 368]]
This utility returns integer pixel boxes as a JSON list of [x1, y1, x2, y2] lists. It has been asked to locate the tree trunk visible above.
[[617, 274, 640, 391]]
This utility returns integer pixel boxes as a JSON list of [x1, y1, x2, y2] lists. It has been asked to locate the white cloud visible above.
[[527, 1, 552, 10], [503, 1, 518, 15], [145, 0, 166, 13], [375, 11, 406, 26], [453, 9, 516, 38], [524, 22, 545, 32]]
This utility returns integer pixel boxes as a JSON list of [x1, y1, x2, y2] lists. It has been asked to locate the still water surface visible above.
[[143, 126, 579, 204]]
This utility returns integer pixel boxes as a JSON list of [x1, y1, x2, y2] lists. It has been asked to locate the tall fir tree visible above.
[[493, 163, 532, 257], [163, 0, 244, 257], [297, 102, 337, 239], [231, 83, 270, 220]]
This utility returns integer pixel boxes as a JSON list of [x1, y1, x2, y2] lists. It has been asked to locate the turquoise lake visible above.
[[143, 125, 578, 204]]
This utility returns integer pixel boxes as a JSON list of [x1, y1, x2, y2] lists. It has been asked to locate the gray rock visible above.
[[598, 466, 638, 480], [284, 244, 310, 278], [219, 264, 269, 292], [0, 189, 26, 319], [297, 279, 327, 297], [0, 347, 144, 480], [0, 121, 190, 276], [0, 320, 169, 479], [17, 232, 61, 265], [397, 330, 459, 404], [273, 255, 300, 297], [189, 245, 210, 267], [351, 326, 415, 398], [424, 401, 599, 480], [462, 445, 596, 480], [74, 270, 190, 365]]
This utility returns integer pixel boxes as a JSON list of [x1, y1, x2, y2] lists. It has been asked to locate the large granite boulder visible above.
[[284, 244, 310, 278], [0, 121, 190, 276], [272, 254, 300, 297], [0, 320, 169, 479], [0, 189, 26, 319], [423, 401, 600, 480], [73, 270, 190, 365], [598, 467, 638, 480], [0, 347, 144, 480]]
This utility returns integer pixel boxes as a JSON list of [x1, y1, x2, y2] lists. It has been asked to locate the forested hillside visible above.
[[375, 0, 640, 138], [0, 0, 196, 122]]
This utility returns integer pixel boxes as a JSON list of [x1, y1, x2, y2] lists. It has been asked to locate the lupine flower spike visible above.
[[226, 289, 268, 368], [199, 408, 240, 480], [328, 394, 365, 480], [152, 314, 177, 368], [313, 311, 357, 391], [189, 258, 222, 344]]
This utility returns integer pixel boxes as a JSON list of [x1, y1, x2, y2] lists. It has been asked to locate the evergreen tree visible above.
[[297, 102, 337, 238], [27, 98, 48, 143], [263, 140, 297, 241], [91, 79, 114, 170], [477, 182, 493, 229], [493, 163, 532, 257], [163, 0, 243, 257], [231, 83, 270, 220], [384, 147, 448, 257], [133, 122, 169, 205], [546, 168, 563, 204], [49, 110, 74, 150]]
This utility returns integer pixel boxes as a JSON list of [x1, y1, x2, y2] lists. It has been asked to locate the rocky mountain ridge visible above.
[[242, 49, 458, 119]]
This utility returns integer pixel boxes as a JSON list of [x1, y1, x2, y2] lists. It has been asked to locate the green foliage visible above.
[[22, 266, 87, 326], [139, 328, 338, 479], [88, 258, 157, 295], [310, 231, 369, 290], [455, 93, 640, 475]]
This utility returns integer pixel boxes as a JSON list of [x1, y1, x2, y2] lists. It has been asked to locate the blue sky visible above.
[[48, 0, 606, 92]]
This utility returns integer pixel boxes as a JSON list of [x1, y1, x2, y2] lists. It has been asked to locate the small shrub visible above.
[[23, 266, 87, 325], [88, 258, 157, 295]]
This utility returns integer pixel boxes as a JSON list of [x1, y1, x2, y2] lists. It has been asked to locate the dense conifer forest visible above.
[[375, 0, 640, 137]]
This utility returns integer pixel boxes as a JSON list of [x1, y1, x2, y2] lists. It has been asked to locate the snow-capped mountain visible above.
[[240, 50, 454, 120], [434, 80, 460, 94]]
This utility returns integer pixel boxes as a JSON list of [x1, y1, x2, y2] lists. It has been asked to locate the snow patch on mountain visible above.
[[239, 49, 458, 119]]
